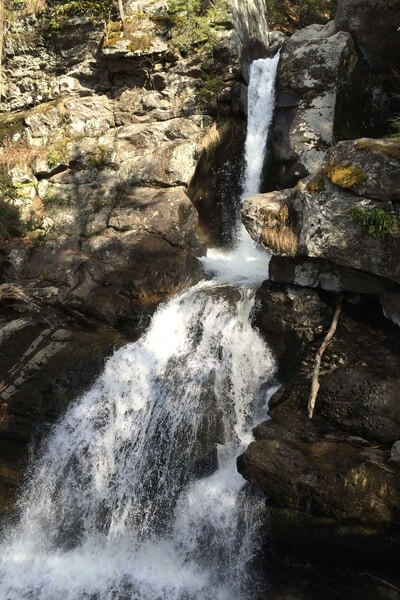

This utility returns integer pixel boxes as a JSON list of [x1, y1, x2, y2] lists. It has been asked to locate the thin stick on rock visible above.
[[308, 294, 343, 419]]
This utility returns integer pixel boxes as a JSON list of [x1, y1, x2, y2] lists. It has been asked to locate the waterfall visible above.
[[0, 55, 280, 600], [202, 54, 280, 286]]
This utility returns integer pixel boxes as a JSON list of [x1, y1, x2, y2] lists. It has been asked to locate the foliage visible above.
[[388, 114, 400, 141], [198, 75, 223, 106], [266, 0, 337, 33], [48, 0, 115, 31], [351, 206, 399, 239], [47, 145, 64, 167], [167, 0, 229, 54]]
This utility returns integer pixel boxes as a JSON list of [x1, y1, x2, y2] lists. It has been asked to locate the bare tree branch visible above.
[[308, 294, 343, 419]]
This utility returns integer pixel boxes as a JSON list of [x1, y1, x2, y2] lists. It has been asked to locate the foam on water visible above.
[[0, 283, 275, 599]]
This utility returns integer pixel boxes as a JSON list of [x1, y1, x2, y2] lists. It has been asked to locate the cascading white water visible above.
[[202, 54, 280, 286], [0, 54, 280, 600]]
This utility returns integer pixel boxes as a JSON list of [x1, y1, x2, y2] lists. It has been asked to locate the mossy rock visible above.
[[306, 171, 326, 195], [355, 139, 400, 162], [327, 164, 367, 188]]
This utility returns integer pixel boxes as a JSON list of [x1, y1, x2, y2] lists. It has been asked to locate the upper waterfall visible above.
[[241, 54, 281, 200], [202, 53, 280, 286]]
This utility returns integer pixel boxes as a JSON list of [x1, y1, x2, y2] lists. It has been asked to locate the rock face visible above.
[[335, 0, 400, 76], [240, 12, 400, 563], [0, 4, 251, 327], [243, 138, 400, 293], [268, 22, 382, 189], [239, 283, 400, 538]]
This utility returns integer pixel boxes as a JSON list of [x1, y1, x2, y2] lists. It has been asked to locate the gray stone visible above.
[[381, 293, 400, 328], [391, 441, 400, 463]]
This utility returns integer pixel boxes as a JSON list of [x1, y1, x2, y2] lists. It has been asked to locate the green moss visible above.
[[306, 171, 326, 195], [198, 76, 224, 106], [327, 164, 367, 188], [351, 206, 398, 239]]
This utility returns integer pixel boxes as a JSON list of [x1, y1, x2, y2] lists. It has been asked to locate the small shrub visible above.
[[47, 147, 63, 167], [351, 206, 399, 239], [167, 0, 229, 54], [49, 0, 115, 31], [198, 76, 223, 106]]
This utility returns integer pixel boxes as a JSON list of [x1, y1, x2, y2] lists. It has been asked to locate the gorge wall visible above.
[[239, 0, 400, 570], [0, 0, 400, 593]]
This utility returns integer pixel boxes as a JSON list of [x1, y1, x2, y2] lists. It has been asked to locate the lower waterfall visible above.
[[0, 55, 279, 600]]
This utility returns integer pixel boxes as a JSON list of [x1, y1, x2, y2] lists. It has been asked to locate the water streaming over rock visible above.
[[202, 54, 280, 286], [0, 55, 280, 600]]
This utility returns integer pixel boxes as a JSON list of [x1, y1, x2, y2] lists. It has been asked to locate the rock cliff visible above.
[[240, 0, 400, 565]]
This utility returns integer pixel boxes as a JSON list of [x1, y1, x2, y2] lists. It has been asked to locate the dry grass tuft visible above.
[[200, 123, 221, 152], [23, 0, 48, 14], [261, 225, 298, 257], [0, 137, 47, 169]]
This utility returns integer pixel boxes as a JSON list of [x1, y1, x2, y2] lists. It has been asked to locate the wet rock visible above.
[[239, 437, 400, 523], [239, 291, 400, 533], [0, 320, 128, 517], [390, 441, 400, 464], [381, 292, 400, 328], [188, 119, 246, 245], [253, 281, 331, 381], [269, 256, 398, 296]]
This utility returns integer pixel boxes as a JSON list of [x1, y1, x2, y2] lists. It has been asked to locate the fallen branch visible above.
[[308, 294, 343, 419]]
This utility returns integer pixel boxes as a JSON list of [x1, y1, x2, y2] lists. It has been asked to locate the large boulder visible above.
[[268, 23, 383, 189], [3, 186, 203, 326], [243, 138, 400, 289]]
